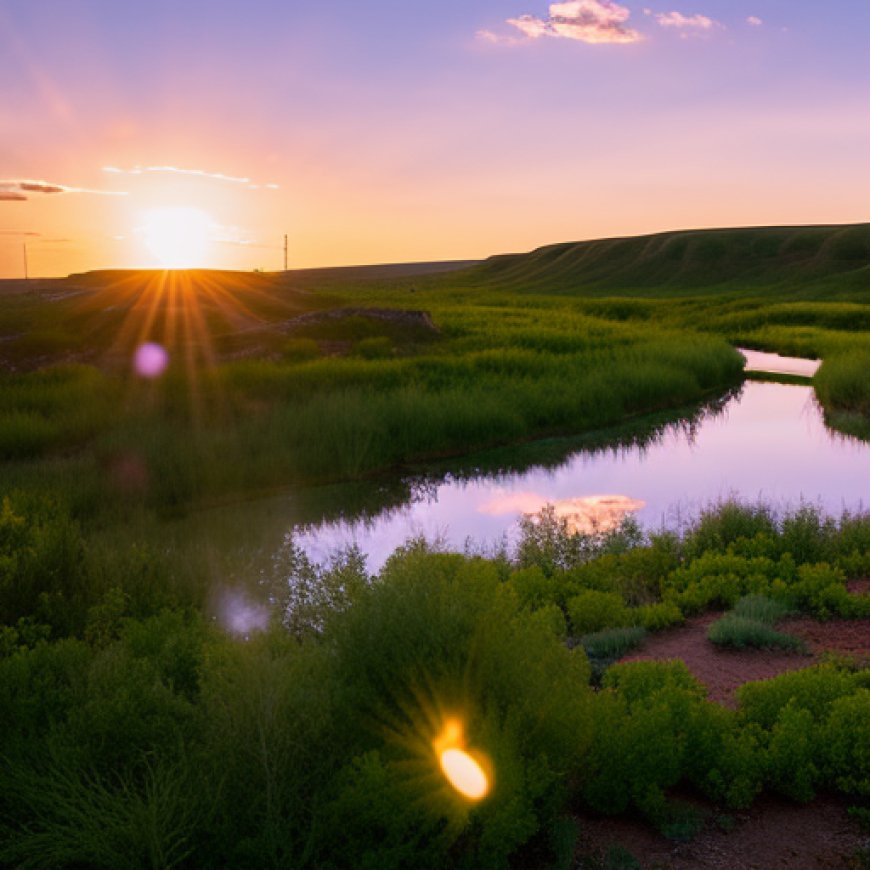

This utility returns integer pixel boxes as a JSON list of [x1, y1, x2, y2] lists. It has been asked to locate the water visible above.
[[738, 348, 821, 378], [293, 380, 868, 570], [182, 354, 869, 593]]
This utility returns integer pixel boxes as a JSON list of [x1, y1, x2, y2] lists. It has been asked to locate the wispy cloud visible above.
[[483, 1, 644, 46], [646, 9, 721, 33], [0, 179, 127, 200], [103, 165, 280, 190], [747, 15, 763, 27], [0, 230, 40, 235]]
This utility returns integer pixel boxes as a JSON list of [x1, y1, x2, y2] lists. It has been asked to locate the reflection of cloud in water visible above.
[[216, 589, 270, 638], [479, 493, 646, 534]]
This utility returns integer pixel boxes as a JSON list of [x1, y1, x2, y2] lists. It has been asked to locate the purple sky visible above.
[[2, 1, 869, 276]]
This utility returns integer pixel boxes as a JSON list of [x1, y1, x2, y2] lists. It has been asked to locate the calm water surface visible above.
[[182, 355, 869, 614], [291, 380, 869, 570]]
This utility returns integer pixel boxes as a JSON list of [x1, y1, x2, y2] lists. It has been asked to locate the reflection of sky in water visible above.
[[739, 348, 820, 378], [297, 382, 870, 571]]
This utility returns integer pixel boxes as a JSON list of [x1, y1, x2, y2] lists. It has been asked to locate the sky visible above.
[[2, 0, 870, 277]]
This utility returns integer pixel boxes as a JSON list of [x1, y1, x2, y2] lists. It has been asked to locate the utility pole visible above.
[[23, 243, 28, 281], [283, 234, 288, 272]]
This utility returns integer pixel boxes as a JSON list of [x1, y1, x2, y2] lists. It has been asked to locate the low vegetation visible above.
[[2, 499, 869, 867], [1, 225, 869, 865]]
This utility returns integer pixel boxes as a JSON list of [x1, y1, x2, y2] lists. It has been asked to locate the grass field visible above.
[[2, 225, 870, 867], [2, 224, 867, 522]]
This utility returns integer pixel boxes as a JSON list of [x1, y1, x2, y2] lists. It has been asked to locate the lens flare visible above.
[[133, 342, 169, 378], [439, 748, 489, 800], [434, 718, 490, 801]]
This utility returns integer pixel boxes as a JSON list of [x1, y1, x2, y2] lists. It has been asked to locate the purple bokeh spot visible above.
[[134, 342, 169, 378]]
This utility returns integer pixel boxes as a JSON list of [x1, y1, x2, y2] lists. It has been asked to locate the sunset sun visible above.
[[140, 206, 214, 268]]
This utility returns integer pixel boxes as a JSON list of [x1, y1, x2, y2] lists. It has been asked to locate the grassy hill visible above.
[[464, 224, 870, 297]]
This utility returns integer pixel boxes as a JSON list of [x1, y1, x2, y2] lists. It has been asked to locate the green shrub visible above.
[[507, 566, 559, 611], [580, 626, 646, 662], [824, 690, 870, 797], [682, 501, 777, 559], [765, 703, 820, 802], [633, 601, 684, 631], [731, 594, 793, 624], [0, 495, 91, 636], [568, 590, 631, 635], [530, 603, 568, 639], [707, 615, 805, 652], [602, 660, 706, 705], [787, 562, 851, 618], [583, 662, 760, 821], [737, 664, 858, 729], [316, 548, 596, 867]]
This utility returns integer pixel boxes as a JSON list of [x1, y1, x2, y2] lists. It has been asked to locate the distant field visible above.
[[0, 223, 867, 519]]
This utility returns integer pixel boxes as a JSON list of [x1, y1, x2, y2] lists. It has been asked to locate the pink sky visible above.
[[2, 1, 870, 277]]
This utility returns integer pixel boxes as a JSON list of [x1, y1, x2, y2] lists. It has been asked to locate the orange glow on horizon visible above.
[[139, 207, 215, 269]]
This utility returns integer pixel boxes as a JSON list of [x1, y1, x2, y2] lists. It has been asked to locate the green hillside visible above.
[[465, 224, 870, 297]]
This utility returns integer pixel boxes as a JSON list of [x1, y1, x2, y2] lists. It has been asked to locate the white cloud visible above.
[[747, 15, 763, 27], [649, 10, 719, 30], [103, 165, 280, 190], [498, 0, 644, 45]]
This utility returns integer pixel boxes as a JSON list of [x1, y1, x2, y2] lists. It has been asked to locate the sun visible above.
[[140, 206, 215, 268]]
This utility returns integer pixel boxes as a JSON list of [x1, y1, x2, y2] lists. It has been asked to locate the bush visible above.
[[737, 664, 858, 729], [0, 495, 91, 636], [824, 690, 870, 797], [707, 615, 805, 652], [633, 601, 684, 631], [581, 626, 646, 662], [582, 662, 761, 821], [682, 501, 777, 560], [568, 590, 631, 635], [731, 594, 793, 624], [786, 562, 858, 619], [507, 566, 559, 611], [315, 548, 596, 867]]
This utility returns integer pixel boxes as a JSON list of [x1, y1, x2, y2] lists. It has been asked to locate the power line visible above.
[[23, 243, 28, 280], [283, 234, 288, 271]]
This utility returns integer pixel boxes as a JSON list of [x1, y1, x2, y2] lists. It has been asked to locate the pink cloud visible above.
[[501, 0, 644, 45], [0, 178, 126, 197], [747, 15, 763, 27]]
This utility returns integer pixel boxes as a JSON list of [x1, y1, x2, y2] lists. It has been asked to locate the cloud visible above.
[[103, 165, 280, 190], [647, 9, 721, 31], [476, 28, 522, 45], [0, 178, 126, 197], [747, 15, 763, 26], [494, 0, 643, 45], [0, 230, 40, 235], [18, 181, 65, 194]]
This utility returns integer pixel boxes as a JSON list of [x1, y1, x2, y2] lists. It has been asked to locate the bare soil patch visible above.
[[620, 614, 811, 706], [575, 794, 868, 869], [781, 617, 870, 660]]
